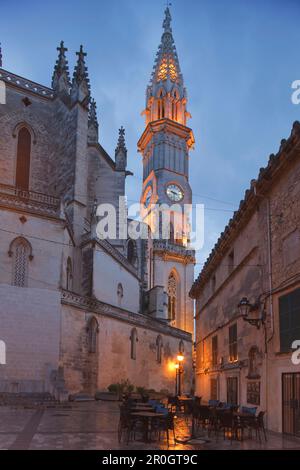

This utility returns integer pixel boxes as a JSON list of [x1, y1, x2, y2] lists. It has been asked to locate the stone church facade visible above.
[[0, 8, 194, 397]]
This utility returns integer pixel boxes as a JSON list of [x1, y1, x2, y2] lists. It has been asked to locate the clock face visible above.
[[166, 184, 184, 202], [144, 187, 153, 207]]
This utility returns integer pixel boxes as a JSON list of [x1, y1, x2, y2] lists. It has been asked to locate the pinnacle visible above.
[[89, 98, 98, 127], [52, 40, 70, 90], [115, 126, 127, 154], [72, 45, 90, 89]]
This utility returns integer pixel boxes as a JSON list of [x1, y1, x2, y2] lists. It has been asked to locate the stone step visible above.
[[0, 392, 58, 407]]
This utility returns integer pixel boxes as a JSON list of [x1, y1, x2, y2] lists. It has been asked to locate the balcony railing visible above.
[[0, 183, 61, 214], [152, 239, 195, 259]]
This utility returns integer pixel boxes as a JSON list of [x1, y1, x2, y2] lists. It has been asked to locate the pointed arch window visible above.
[[9, 237, 33, 287], [157, 90, 165, 120], [172, 101, 176, 121], [66, 257, 73, 291], [127, 239, 137, 266], [168, 211, 175, 243], [130, 328, 138, 360], [156, 335, 163, 364], [87, 317, 99, 353], [117, 283, 124, 305], [0, 340, 6, 365], [168, 272, 177, 321], [169, 222, 175, 244], [179, 340, 185, 354], [161, 100, 165, 118], [16, 127, 31, 190]]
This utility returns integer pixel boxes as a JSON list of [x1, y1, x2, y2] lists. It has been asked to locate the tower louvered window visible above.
[[168, 272, 177, 321]]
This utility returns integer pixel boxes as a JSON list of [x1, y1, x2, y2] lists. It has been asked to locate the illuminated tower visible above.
[[138, 7, 195, 334]]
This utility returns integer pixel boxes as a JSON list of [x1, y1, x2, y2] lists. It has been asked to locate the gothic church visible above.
[[0, 8, 194, 397]]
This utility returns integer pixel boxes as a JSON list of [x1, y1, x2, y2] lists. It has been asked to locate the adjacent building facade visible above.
[[190, 122, 300, 435], [0, 8, 194, 398]]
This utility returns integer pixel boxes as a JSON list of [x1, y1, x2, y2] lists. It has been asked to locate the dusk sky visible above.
[[2, 0, 300, 274]]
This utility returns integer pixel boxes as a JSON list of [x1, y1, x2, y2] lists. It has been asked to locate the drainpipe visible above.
[[267, 197, 274, 336], [184, 260, 187, 332], [265, 196, 273, 431], [253, 181, 274, 430]]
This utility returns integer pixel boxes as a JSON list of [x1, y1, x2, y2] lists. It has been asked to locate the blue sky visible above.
[[1, 0, 300, 274]]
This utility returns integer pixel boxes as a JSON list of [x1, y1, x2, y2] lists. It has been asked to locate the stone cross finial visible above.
[[52, 40, 70, 93]]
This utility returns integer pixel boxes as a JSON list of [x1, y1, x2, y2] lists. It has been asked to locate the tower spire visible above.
[[163, 5, 172, 34], [149, 5, 183, 88], [71, 45, 90, 106], [52, 40, 70, 94], [0, 43, 3, 68], [141, 6, 192, 128]]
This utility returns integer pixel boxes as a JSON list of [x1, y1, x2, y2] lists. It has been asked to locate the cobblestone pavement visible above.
[[0, 401, 300, 450]]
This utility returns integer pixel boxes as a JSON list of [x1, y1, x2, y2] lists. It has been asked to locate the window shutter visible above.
[[279, 288, 300, 352]]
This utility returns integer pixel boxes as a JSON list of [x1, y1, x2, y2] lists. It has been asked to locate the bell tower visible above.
[[138, 7, 195, 334]]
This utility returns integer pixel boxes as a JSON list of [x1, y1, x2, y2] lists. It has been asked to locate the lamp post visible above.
[[177, 352, 184, 396], [238, 297, 266, 329], [237, 296, 267, 352], [238, 295, 269, 431], [175, 363, 179, 396]]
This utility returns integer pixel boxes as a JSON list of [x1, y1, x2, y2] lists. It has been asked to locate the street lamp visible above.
[[174, 363, 179, 396], [176, 352, 184, 396], [238, 296, 266, 330]]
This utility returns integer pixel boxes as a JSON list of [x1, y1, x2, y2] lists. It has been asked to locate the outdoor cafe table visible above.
[[133, 403, 153, 407], [132, 404, 154, 410], [233, 411, 255, 441], [131, 406, 155, 412], [177, 397, 193, 414], [130, 411, 166, 442], [233, 411, 256, 420]]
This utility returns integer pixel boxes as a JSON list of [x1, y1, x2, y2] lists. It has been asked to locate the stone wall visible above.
[[93, 245, 140, 314], [0, 208, 69, 290], [60, 303, 193, 395], [0, 285, 61, 393]]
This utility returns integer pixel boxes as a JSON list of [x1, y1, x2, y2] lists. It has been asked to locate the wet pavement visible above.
[[0, 401, 300, 450]]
